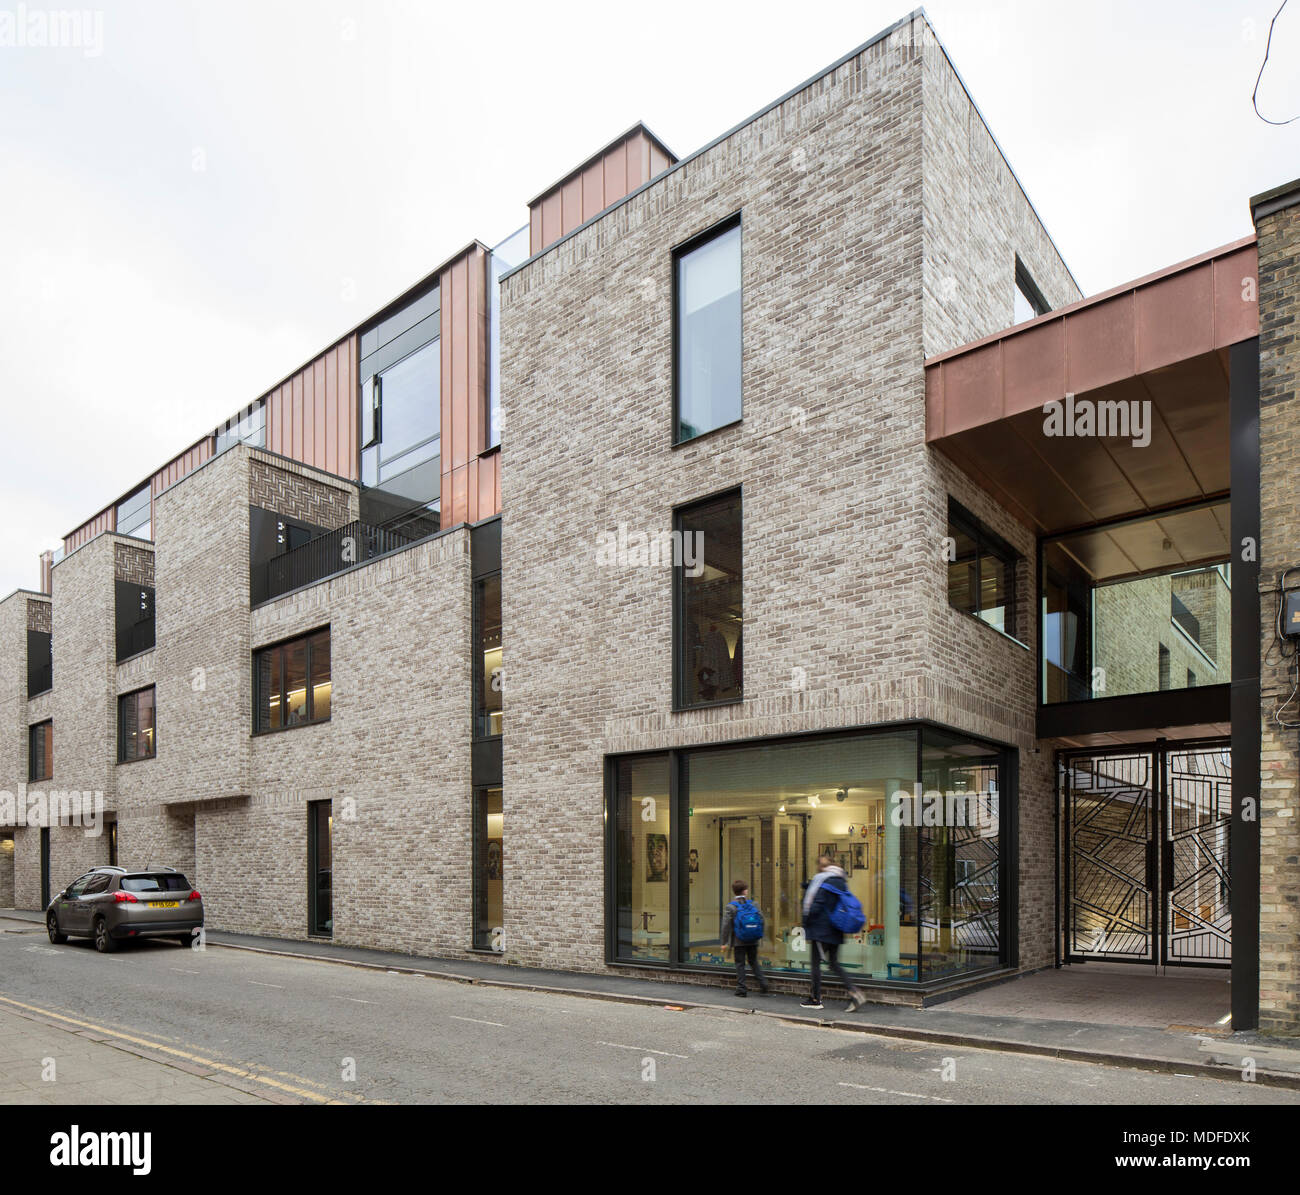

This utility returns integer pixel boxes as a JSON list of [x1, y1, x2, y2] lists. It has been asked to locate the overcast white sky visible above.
[[1, 0, 1297, 596]]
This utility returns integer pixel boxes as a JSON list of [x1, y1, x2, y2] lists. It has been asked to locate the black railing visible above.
[[251, 520, 419, 606]]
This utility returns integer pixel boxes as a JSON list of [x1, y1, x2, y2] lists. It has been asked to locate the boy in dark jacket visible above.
[[721, 880, 769, 997], [800, 855, 866, 1011]]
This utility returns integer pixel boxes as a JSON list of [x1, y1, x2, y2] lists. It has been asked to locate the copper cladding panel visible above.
[[528, 126, 676, 255], [265, 337, 358, 479], [439, 245, 495, 526], [924, 240, 1255, 535], [64, 507, 115, 553], [151, 438, 213, 498], [925, 238, 1258, 439]]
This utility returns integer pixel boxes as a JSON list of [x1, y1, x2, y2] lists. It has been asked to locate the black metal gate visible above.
[[1062, 740, 1230, 967]]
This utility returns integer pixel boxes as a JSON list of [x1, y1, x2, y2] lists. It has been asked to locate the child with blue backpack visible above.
[[800, 855, 867, 1012], [721, 880, 770, 998]]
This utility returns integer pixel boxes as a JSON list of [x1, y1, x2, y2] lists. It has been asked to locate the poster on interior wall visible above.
[[836, 851, 853, 876], [485, 839, 502, 882], [646, 834, 668, 882], [818, 842, 836, 859], [688, 848, 699, 874], [853, 844, 867, 869]]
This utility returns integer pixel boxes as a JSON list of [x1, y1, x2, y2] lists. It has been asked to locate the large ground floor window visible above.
[[608, 724, 1010, 983]]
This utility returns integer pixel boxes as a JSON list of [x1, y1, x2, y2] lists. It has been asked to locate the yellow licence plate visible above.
[[150, 901, 180, 908]]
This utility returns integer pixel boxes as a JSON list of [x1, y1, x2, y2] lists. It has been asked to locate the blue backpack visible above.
[[732, 898, 765, 943], [828, 883, 866, 934]]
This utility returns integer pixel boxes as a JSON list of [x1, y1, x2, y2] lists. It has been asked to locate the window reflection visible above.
[[676, 490, 743, 707], [676, 221, 741, 441]]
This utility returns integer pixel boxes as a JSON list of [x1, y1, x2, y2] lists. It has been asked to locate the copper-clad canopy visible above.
[[925, 238, 1258, 535]]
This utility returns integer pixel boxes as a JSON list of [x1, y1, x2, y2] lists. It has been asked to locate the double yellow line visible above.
[[0, 992, 363, 1105]]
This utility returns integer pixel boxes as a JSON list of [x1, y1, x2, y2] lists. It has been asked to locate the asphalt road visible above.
[[1, 929, 1296, 1105]]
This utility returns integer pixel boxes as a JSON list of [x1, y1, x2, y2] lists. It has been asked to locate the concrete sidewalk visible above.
[[0, 1005, 269, 1105]]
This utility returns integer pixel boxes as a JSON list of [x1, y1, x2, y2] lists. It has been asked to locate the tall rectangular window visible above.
[[674, 217, 741, 443], [28, 720, 52, 781], [613, 755, 671, 963], [948, 500, 1018, 638], [474, 574, 502, 738], [26, 630, 52, 697], [675, 490, 743, 709], [359, 281, 442, 535], [254, 628, 331, 732], [308, 800, 332, 937], [118, 687, 156, 763], [472, 787, 504, 950]]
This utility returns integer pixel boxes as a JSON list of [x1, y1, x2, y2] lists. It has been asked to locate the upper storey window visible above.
[[216, 400, 267, 454], [116, 485, 151, 541], [674, 216, 741, 443], [1013, 257, 1050, 325], [359, 284, 441, 535]]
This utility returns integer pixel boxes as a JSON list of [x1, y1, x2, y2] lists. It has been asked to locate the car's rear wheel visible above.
[[175, 934, 194, 949], [46, 912, 67, 944], [93, 917, 117, 953]]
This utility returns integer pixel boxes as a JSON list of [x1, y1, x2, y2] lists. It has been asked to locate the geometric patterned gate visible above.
[[1063, 740, 1230, 968], [1164, 745, 1231, 965]]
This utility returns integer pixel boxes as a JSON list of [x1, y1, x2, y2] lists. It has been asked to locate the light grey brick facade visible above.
[[1, 9, 1294, 1031], [498, 14, 1075, 979]]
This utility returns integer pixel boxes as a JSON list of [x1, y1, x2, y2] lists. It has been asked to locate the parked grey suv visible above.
[[45, 866, 204, 952]]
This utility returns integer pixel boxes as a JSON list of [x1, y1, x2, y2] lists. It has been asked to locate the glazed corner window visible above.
[[116, 484, 152, 541], [1013, 256, 1049, 325], [675, 489, 743, 708], [28, 720, 52, 782], [255, 628, 331, 732], [117, 687, 156, 763], [947, 500, 1018, 637], [674, 217, 741, 443]]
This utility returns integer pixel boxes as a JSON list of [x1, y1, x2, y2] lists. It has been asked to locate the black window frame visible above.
[[28, 720, 52, 782], [117, 686, 157, 764], [473, 571, 503, 740], [673, 486, 744, 712], [26, 629, 52, 698], [1014, 256, 1050, 320], [672, 212, 743, 446], [602, 720, 1017, 978], [253, 626, 332, 735], [948, 499, 1020, 640], [307, 799, 332, 938]]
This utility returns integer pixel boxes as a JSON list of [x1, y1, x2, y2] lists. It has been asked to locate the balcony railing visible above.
[[251, 520, 419, 607]]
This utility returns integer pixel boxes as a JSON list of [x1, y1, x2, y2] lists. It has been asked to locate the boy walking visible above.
[[800, 855, 867, 1011], [721, 880, 769, 997]]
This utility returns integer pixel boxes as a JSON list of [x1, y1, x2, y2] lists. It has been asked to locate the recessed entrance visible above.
[[1062, 740, 1230, 967]]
